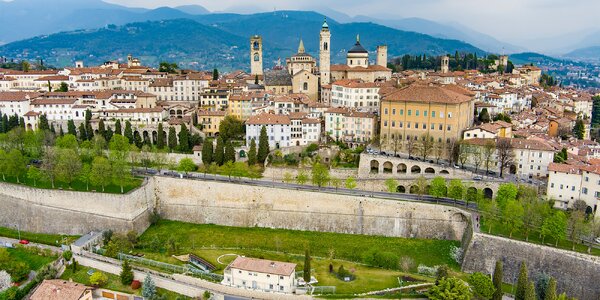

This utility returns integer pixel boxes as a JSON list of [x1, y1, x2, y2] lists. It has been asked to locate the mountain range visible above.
[[0, 10, 485, 70], [1, 0, 599, 64]]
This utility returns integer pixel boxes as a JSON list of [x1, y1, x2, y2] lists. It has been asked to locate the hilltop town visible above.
[[0, 18, 600, 300]]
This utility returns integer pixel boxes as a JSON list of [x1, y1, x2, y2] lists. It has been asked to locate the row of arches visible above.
[[370, 160, 450, 175], [395, 185, 493, 199]]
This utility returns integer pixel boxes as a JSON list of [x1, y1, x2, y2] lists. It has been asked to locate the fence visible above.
[[116, 252, 223, 282], [297, 286, 336, 295]]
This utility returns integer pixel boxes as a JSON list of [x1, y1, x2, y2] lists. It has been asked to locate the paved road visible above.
[[136, 168, 478, 211]]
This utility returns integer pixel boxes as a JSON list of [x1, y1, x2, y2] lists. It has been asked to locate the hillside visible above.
[[509, 52, 566, 65], [0, 11, 485, 71], [565, 46, 600, 62]]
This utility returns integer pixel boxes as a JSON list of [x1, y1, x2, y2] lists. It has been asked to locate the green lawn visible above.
[[0, 175, 143, 194], [60, 266, 190, 300], [139, 220, 460, 270], [0, 226, 78, 246], [8, 246, 56, 271], [481, 218, 600, 256]]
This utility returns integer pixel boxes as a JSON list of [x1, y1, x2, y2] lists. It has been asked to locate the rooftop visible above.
[[228, 256, 296, 276]]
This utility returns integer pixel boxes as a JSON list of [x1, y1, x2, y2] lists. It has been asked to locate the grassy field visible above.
[[8, 246, 56, 271], [0, 226, 78, 246], [0, 175, 143, 194], [139, 220, 460, 270], [60, 267, 189, 300], [481, 218, 600, 256]]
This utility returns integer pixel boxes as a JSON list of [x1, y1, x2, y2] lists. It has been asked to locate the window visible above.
[[572, 186, 575, 191], [416, 110, 420, 116], [384, 120, 388, 127], [448, 112, 452, 118], [399, 122, 403, 128], [415, 122, 419, 129], [422, 123, 426, 129], [384, 108, 388, 115], [551, 183, 554, 188], [596, 191, 600, 198], [408, 110, 412, 116], [424, 110, 428, 117], [392, 108, 396, 115], [400, 109, 404, 115], [432, 111, 436, 117], [560, 184, 564, 190], [447, 125, 451, 131], [583, 187, 588, 194]]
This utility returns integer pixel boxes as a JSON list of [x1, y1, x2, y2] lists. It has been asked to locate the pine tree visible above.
[[142, 275, 156, 299], [168, 126, 177, 151], [124, 121, 133, 143], [120, 260, 134, 285], [492, 261, 503, 300], [78, 123, 87, 141], [516, 262, 528, 300], [224, 142, 236, 163], [67, 119, 77, 136], [525, 281, 536, 300], [178, 124, 190, 152], [201, 139, 213, 166], [38, 114, 50, 131], [114, 119, 122, 136], [248, 138, 257, 166], [544, 278, 557, 300], [214, 136, 225, 166], [156, 123, 165, 149], [257, 125, 269, 164], [303, 248, 311, 283]]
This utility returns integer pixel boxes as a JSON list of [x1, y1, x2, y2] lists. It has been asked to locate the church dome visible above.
[[348, 36, 367, 54]]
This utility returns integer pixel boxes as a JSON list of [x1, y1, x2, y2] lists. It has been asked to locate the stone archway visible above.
[[383, 161, 393, 174], [411, 165, 421, 174], [440, 170, 450, 174], [152, 131, 158, 144], [370, 160, 379, 174], [409, 185, 420, 194], [510, 164, 517, 175], [466, 187, 478, 202], [397, 185, 406, 193], [483, 187, 493, 199], [424, 167, 435, 174], [397, 163, 407, 174]]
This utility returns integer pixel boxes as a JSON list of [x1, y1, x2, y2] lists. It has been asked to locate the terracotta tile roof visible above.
[[229, 256, 296, 276], [24, 111, 40, 117], [197, 110, 227, 116], [30, 279, 91, 300], [0, 91, 40, 101], [103, 107, 164, 113], [330, 64, 390, 72], [382, 83, 474, 104], [301, 118, 321, 124], [287, 112, 308, 119], [34, 75, 69, 81], [331, 79, 379, 88], [149, 78, 173, 87], [31, 98, 77, 105], [246, 113, 291, 125], [325, 107, 375, 118]]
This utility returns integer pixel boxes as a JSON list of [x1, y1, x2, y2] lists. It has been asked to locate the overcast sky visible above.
[[104, 0, 599, 43]]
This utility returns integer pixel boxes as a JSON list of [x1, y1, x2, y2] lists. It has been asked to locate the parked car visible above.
[[19, 240, 29, 245], [595, 237, 600, 244], [473, 176, 483, 181], [454, 164, 461, 169]]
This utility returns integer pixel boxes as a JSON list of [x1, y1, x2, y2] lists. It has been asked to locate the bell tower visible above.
[[319, 19, 331, 85], [250, 35, 263, 76], [441, 55, 450, 73]]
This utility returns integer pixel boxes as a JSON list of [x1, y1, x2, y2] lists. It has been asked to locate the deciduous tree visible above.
[[429, 177, 447, 198]]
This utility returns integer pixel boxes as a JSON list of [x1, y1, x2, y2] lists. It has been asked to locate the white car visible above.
[[595, 237, 600, 244]]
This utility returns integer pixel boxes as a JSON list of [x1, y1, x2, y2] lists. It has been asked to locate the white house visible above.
[[246, 113, 292, 149], [288, 112, 321, 146], [547, 163, 600, 215], [330, 79, 381, 113], [222, 256, 297, 294], [0, 92, 37, 117], [324, 107, 376, 147]]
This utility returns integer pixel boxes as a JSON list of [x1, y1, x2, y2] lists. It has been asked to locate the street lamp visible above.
[[14, 224, 21, 241]]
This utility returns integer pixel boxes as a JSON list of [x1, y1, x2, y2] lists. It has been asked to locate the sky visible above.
[[103, 0, 600, 43]]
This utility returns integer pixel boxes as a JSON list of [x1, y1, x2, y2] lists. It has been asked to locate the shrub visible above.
[[417, 264, 439, 276], [120, 260, 134, 285], [89, 271, 108, 287], [203, 290, 212, 300], [130, 280, 141, 290], [450, 246, 463, 264], [363, 249, 400, 269], [62, 250, 73, 262]]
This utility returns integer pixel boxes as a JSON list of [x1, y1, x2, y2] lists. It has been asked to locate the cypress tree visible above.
[[248, 138, 257, 166], [59, 125, 64, 136], [50, 123, 56, 134], [98, 119, 106, 140], [201, 139, 213, 166], [124, 121, 133, 143], [212, 68, 219, 80], [78, 123, 87, 141], [214, 136, 225, 166], [0, 112, 4, 133], [516, 262, 528, 300], [257, 125, 269, 164], [67, 119, 77, 136], [224, 141, 235, 163], [19, 117, 25, 128], [38, 114, 50, 131], [114, 119, 122, 136], [492, 261, 503, 300], [168, 126, 177, 151], [303, 248, 311, 283], [178, 124, 190, 152], [133, 131, 143, 148], [1, 114, 8, 132], [544, 278, 557, 300], [156, 123, 165, 149], [106, 126, 113, 142], [525, 281, 536, 300], [85, 122, 94, 140]]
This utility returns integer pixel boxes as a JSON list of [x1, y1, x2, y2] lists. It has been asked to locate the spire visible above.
[[298, 39, 305, 54], [356, 34, 360, 43], [322, 18, 329, 29]]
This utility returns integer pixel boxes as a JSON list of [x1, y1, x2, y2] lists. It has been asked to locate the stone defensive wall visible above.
[[154, 176, 470, 240], [463, 233, 600, 299], [0, 180, 155, 235]]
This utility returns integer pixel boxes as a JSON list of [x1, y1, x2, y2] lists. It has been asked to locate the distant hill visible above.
[[564, 46, 600, 62], [509, 52, 566, 65], [174, 5, 210, 15], [0, 11, 485, 71]]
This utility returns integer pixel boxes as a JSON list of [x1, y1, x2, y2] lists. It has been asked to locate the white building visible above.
[[288, 112, 321, 146], [246, 113, 292, 149], [0, 92, 37, 117], [330, 79, 381, 113], [463, 121, 512, 140], [222, 257, 297, 293], [547, 163, 600, 215], [324, 107, 376, 147]]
